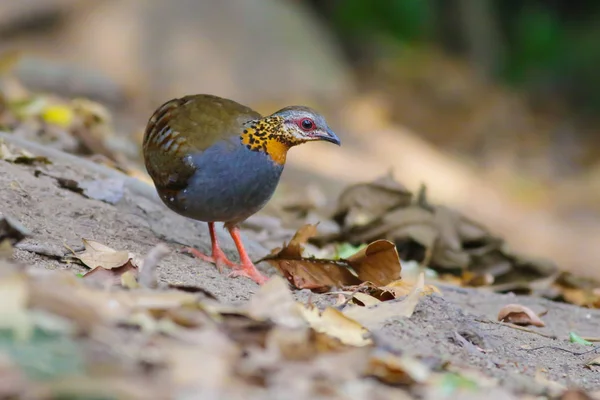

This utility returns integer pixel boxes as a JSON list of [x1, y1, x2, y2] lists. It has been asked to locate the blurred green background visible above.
[[327, 0, 600, 110]]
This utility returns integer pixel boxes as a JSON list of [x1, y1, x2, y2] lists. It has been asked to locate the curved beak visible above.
[[315, 128, 341, 146]]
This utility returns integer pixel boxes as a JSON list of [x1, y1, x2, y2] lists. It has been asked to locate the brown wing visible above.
[[142, 94, 262, 196]]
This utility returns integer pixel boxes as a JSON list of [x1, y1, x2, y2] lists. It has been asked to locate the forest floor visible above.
[[1, 136, 600, 400]]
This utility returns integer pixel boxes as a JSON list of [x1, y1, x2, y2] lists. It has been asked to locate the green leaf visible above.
[[334, 242, 367, 260], [569, 332, 593, 346], [438, 372, 479, 396]]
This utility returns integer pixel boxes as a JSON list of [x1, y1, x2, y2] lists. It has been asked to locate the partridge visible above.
[[143, 94, 340, 284]]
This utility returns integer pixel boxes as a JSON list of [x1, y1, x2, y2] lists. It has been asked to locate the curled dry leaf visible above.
[[297, 304, 372, 347], [262, 225, 402, 291], [343, 273, 426, 330], [346, 240, 401, 286], [497, 304, 545, 327], [67, 239, 145, 287], [351, 292, 382, 307], [384, 279, 441, 298], [261, 224, 361, 291]]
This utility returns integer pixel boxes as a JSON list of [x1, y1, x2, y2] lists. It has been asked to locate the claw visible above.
[[227, 264, 268, 285], [182, 246, 235, 273]]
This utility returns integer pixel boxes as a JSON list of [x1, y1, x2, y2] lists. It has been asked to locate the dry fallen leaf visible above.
[[497, 304, 545, 327], [351, 292, 382, 307], [261, 224, 361, 291], [343, 273, 427, 330], [70, 239, 133, 270], [325, 174, 559, 298], [346, 240, 401, 286], [263, 226, 405, 291], [384, 279, 441, 298], [297, 304, 372, 347], [333, 170, 413, 228]]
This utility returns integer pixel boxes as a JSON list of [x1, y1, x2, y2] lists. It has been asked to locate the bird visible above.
[[143, 94, 340, 285]]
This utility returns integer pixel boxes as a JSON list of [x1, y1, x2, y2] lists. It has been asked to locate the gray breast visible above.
[[169, 137, 284, 224]]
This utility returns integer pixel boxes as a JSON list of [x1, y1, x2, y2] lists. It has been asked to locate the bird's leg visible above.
[[226, 225, 268, 285], [182, 222, 235, 273]]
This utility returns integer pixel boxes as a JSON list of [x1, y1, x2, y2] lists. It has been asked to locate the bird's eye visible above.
[[300, 118, 314, 131]]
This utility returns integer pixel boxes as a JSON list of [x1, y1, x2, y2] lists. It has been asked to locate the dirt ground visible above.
[[2, 141, 600, 399]]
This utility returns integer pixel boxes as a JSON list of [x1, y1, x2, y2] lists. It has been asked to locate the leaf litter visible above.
[[259, 223, 404, 292], [256, 171, 600, 312], [0, 235, 492, 400]]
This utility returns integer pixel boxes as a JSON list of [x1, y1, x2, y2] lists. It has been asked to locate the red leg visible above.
[[182, 222, 235, 273], [226, 225, 268, 285]]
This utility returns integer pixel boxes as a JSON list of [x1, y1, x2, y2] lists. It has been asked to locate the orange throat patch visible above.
[[240, 116, 294, 165]]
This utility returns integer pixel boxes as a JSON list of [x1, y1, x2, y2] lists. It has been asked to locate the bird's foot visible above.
[[228, 261, 268, 285], [181, 247, 235, 273]]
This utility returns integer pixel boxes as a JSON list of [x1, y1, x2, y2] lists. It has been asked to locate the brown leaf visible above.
[[383, 279, 440, 298], [274, 259, 361, 292], [264, 225, 408, 291], [497, 304, 545, 327], [346, 240, 401, 286], [350, 292, 382, 306], [280, 223, 319, 258], [261, 224, 361, 291]]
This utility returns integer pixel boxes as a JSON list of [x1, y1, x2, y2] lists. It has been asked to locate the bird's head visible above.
[[270, 106, 341, 146], [240, 105, 340, 165]]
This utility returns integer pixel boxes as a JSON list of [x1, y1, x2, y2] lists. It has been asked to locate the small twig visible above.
[[521, 345, 600, 356], [335, 284, 370, 311], [138, 243, 170, 288], [475, 318, 558, 339], [582, 337, 600, 342]]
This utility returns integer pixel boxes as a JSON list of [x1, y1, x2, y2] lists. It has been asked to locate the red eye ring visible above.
[[299, 118, 314, 131]]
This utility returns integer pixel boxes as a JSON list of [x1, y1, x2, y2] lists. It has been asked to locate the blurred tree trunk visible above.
[[455, 0, 504, 80]]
